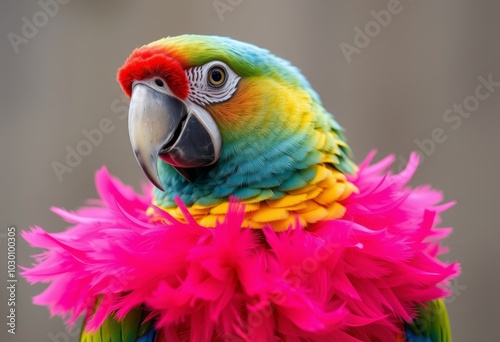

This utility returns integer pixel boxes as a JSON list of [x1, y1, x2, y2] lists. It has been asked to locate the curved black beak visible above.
[[128, 82, 221, 190]]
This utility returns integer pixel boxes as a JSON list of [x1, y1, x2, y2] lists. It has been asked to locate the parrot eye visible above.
[[208, 67, 226, 87], [154, 78, 165, 87], [185, 61, 241, 106]]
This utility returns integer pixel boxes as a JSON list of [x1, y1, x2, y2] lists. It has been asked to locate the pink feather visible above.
[[22, 152, 459, 341]]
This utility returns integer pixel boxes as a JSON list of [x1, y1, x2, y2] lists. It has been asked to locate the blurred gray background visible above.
[[1, 1, 499, 341]]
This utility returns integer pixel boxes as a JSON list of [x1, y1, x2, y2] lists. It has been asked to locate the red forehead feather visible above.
[[117, 46, 189, 99]]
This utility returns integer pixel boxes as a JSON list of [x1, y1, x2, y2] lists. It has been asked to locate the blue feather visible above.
[[405, 327, 432, 342], [135, 328, 156, 342]]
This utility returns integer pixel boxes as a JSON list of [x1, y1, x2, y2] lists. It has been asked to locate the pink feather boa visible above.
[[22, 152, 460, 341]]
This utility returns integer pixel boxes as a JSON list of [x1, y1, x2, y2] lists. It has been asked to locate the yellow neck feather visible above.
[[148, 164, 358, 232]]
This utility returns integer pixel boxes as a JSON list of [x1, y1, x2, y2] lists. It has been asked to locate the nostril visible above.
[[155, 78, 165, 87]]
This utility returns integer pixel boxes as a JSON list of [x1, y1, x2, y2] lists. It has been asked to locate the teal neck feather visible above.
[[153, 102, 354, 208]]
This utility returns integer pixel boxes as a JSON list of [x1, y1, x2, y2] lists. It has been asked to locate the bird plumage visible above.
[[119, 35, 356, 231], [22, 35, 459, 342]]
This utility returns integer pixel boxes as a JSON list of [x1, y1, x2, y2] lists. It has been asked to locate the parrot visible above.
[[22, 35, 459, 342]]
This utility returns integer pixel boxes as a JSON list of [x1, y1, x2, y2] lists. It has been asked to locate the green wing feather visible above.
[[80, 306, 154, 342], [405, 299, 452, 342]]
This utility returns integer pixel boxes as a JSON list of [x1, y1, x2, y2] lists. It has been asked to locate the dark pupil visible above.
[[211, 70, 222, 83]]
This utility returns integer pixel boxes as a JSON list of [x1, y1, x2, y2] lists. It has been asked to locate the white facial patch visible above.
[[186, 61, 241, 106]]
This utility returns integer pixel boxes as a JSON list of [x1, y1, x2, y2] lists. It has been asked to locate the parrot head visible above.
[[118, 35, 355, 210]]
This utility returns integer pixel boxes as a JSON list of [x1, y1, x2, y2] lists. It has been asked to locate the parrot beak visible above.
[[128, 81, 222, 190]]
